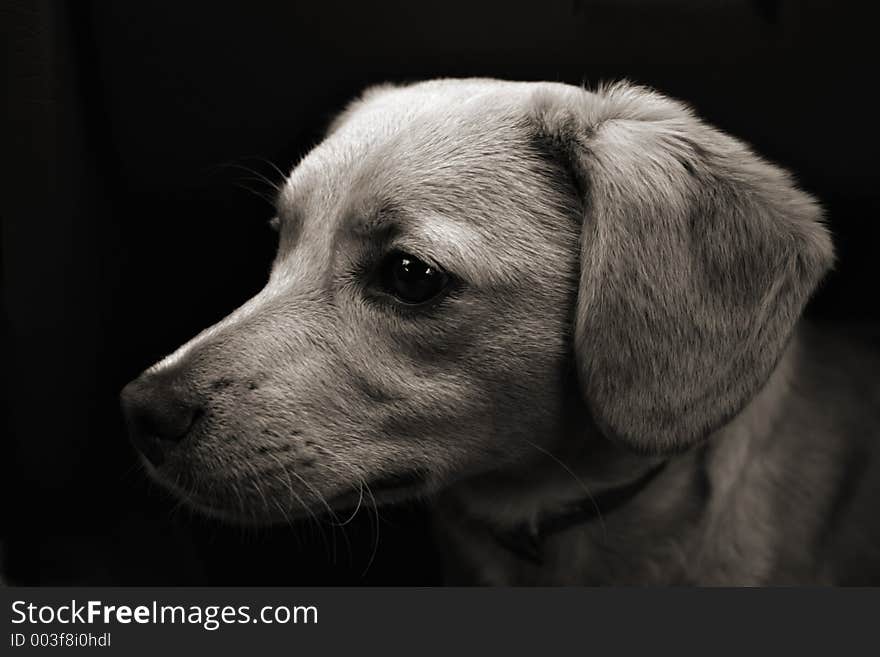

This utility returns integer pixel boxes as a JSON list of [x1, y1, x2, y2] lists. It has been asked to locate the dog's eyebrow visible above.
[[347, 204, 513, 287], [388, 213, 510, 287]]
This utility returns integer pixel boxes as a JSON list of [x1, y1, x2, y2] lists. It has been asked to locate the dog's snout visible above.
[[120, 372, 202, 466]]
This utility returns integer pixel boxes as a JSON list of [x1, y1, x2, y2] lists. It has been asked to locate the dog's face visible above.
[[121, 79, 832, 523], [122, 80, 583, 521]]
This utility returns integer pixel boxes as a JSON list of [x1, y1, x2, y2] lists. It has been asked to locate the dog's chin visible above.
[[139, 455, 432, 527], [138, 457, 272, 526]]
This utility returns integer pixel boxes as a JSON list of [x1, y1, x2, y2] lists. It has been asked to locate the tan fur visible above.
[[122, 79, 880, 584]]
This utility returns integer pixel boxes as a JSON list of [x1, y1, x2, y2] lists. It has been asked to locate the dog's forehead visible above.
[[270, 81, 581, 288], [278, 82, 552, 230]]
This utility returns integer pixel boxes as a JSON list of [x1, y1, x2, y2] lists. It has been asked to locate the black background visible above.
[[3, 0, 879, 584]]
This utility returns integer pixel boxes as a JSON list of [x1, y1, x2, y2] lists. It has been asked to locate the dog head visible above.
[[121, 79, 832, 522]]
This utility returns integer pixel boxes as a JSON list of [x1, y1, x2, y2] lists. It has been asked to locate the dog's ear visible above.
[[530, 82, 833, 453]]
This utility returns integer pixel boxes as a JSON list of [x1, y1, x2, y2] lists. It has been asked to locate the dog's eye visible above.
[[379, 252, 451, 305]]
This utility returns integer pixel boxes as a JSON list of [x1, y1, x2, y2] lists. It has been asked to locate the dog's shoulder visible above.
[[670, 321, 880, 584], [795, 321, 880, 582], [730, 321, 880, 583]]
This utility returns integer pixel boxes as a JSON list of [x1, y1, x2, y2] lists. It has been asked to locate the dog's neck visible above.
[[439, 332, 800, 575]]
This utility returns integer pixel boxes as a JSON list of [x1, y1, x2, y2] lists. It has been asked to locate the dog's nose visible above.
[[120, 371, 202, 466]]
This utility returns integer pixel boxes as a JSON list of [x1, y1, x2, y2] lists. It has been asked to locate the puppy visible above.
[[121, 79, 880, 584]]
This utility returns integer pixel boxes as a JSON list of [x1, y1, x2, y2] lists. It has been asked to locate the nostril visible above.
[[134, 401, 201, 443], [120, 375, 203, 465]]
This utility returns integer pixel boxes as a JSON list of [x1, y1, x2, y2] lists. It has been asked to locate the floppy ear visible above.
[[531, 82, 834, 453]]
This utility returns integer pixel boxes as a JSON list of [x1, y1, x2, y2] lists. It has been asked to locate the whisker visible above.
[[247, 156, 288, 182], [266, 453, 332, 558], [218, 161, 284, 192], [520, 437, 607, 540], [332, 481, 364, 527], [360, 477, 381, 578], [242, 460, 272, 519], [288, 469, 341, 564], [233, 181, 278, 206]]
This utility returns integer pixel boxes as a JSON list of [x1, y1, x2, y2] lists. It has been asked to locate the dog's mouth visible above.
[[145, 454, 429, 523], [328, 469, 429, 510]]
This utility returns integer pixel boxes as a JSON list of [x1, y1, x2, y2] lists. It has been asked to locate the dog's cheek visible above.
[[334, 297, 570, 475]]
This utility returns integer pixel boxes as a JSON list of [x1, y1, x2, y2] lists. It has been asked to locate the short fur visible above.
[[121, 79, 880, 585]]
